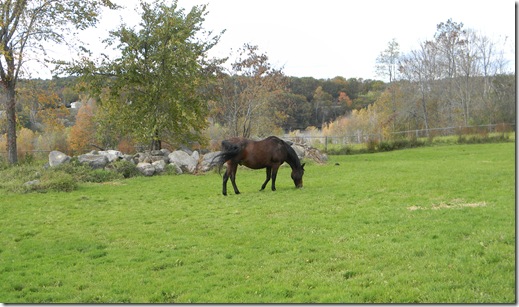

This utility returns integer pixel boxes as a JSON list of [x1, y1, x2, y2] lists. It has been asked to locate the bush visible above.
[[86, 169, 123, 183], [107, 160, 140, 178], [366, 139, 378, 153], [39, 171, 78, 192], [53, 158, 99, 182], [377, 141, 394, 152]]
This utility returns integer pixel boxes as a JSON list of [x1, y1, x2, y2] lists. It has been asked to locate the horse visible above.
[[214, 136, 305, 196]]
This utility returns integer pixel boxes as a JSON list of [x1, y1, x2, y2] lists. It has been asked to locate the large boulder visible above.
[[152, 159, 167, 173], [136, 162, 156, 176], [199, 151, 221, 172], [98, 150, 123, 163], [78, 154, 109, 169], [291, 144, 306, 160], [135, 151, 168, 164], [49, 151, 71, 167], [168, 150, 197, 174]]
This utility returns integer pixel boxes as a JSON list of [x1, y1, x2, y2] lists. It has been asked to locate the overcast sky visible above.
[[48, 0, 516, 81]]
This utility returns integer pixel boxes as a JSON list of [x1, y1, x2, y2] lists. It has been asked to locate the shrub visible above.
[[108, 160, 140, 178], [377, 141, 394, 152], [39, 171, 78, 192], [53, 158, 98, 182], [87, 169, 123, 183], [366, 139, 378, 153]]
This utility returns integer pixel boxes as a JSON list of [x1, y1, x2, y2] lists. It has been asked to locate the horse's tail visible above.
[[210, 140, 242, 174]]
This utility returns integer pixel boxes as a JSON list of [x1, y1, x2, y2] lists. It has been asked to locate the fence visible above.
[[0, 123, 515, 160], [282, 123, 515, 152]]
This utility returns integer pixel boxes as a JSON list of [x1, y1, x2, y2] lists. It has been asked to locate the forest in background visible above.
[[0, 0, 515, 159]]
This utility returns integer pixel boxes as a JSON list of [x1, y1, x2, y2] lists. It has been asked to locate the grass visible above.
[[316, 131, 514, 155], [0, 143, 515, 303]]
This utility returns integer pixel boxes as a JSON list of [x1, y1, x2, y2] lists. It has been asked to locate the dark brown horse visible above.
[[215, 136, 305, 196]]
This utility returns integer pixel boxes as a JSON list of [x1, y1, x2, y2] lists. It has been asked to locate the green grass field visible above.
[[0, 143, 515, 303]]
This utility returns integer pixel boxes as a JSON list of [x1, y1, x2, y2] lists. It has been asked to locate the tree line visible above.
[[1, 1, 514, 164]]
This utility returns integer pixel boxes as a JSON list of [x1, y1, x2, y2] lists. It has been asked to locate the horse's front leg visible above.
[[270, 164, 280, 191], [260, 167, 272, 191]]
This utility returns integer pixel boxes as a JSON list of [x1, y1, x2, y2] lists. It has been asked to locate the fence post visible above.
[[325, 136, 328, 153]]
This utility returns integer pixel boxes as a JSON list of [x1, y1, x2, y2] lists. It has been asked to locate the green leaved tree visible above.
[[68, 0, 224, 150]]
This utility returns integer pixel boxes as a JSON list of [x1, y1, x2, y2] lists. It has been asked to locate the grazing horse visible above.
[[215, 136, 305, 196]]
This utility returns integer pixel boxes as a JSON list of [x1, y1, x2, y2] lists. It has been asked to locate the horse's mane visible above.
[[280, 138, 302, 170]]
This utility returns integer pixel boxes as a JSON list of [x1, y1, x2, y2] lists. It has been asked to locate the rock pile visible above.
[[47, 142, 326, 176]]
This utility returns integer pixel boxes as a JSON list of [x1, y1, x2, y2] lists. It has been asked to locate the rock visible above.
[[168, 150, 197, 174], [291, 144, 305, 160], [191, 150, 200, 161], [150, 150, 164, 156], [24, 179, 40, 186], [49, 150, 71, 167], [137, 162, 156, 176], [170, 163, 182, 174], [199, 151, 221, 172], [98, 150, 123, 162], [152, 159, 166, 173], [306, 147, 328, 163], [78, 154, 109, 169], [122, 154, 134, 163]]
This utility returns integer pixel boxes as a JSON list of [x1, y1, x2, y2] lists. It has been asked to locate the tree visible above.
[[214, 44, 287, 138], [68, 101, 96, 154], [0, 0, 118, 164], [68, 0, 224, 150], [376, 39, 400, 132], [376, 38, 400, 83]]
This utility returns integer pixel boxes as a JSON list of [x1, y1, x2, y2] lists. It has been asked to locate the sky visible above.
[[45, 0, 516, 81]]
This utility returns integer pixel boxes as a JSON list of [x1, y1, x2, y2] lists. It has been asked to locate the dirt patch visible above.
[[408, 199, 487, 211]]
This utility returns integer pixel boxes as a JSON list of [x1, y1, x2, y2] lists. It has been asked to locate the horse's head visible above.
[[291, 163, 305, 188]]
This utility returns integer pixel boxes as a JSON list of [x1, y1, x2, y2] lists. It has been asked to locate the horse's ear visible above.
[[301, 163, 305, 169]]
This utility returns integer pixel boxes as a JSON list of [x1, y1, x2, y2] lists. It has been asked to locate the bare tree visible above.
[[376, 38, 400, 131]]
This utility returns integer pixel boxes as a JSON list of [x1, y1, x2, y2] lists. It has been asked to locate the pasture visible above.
[[0, 143, 515, 303]]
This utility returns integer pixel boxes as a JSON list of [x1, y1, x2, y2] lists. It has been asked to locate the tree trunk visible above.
[[150, 129, 161, 150], [420, 91, 430, 139], [5, 84, 17, 164]]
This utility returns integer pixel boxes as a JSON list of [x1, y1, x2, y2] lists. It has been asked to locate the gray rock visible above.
[[152, 159, 166, 173], [78, 154, 109, 169], [168, 150, 197, 174], [199, 151, 221, 172], [24, 179, 40, 186], [137, 162, 156, 176], [191, 150, 200, 161], [291, 145, 306, 160], [49, 151, 71, 167], [160, 148, 171, 156], [170, 163, 182, 174], [98, 150, 123, 162]]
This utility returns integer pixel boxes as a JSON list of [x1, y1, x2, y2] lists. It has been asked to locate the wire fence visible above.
[[1, 123, 515, 160], [282, 123, 516, 151]]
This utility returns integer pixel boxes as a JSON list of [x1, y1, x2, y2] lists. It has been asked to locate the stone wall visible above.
[[48, 142, 326, 176]]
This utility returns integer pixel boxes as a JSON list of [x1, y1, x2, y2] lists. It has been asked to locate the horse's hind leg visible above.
[[229, 163, 240, 194], [260, 167, 272, 191], [222, 168, 229, 196]]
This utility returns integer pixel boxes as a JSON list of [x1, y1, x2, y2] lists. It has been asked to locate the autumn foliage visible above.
[[68, 102, 96, 155]]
